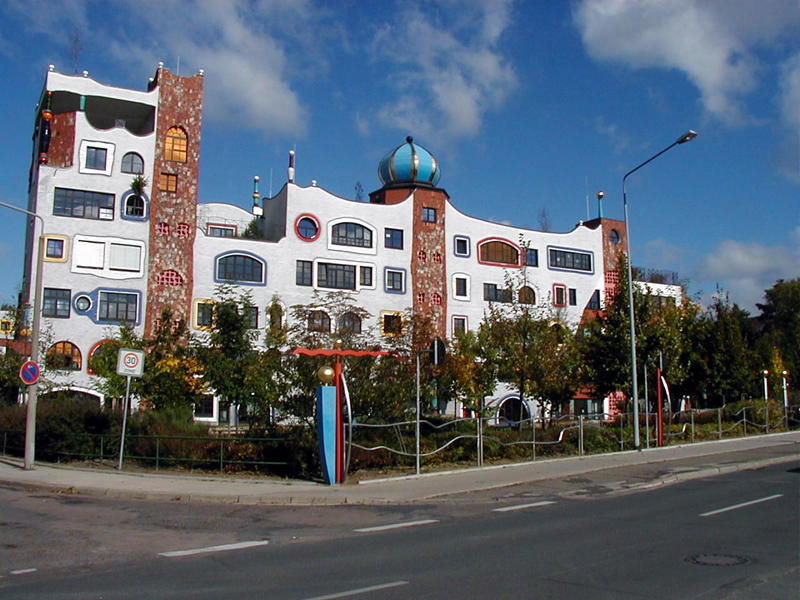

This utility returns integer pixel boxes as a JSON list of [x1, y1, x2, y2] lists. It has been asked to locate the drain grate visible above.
[[685, 554, 751, 567]]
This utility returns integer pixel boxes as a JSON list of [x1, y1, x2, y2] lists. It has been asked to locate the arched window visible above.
[[157, 270, 185, 286], [308, 310, 331, 332], [125, 194, 145, 217], [164, 127, 187, 162], [87, 339, 116, 375], [338, 312, 362, 334], [46, 341, 82, 371], [121, 152, 144, 174], [479, 240, 519, 266], [331, 222, 372, 248], [519, 286, 536, 305], [216, 254, 264, 283]]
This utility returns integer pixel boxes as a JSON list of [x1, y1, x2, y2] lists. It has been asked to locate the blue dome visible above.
[[378, 137, 441, 187]]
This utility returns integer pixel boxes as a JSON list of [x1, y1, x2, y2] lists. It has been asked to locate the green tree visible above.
[[0, 347, 23, 405], [757, 278, 800, 389]]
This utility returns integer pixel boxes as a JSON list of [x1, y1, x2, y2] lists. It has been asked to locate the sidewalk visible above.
[[1, 432, 797, 505]]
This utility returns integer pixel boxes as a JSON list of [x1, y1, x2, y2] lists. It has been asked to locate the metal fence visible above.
[[0, 431, 286, 474]]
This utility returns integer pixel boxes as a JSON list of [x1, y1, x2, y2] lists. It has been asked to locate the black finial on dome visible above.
[[406, 136, 413, 143]]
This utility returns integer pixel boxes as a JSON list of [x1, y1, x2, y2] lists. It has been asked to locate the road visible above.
[[1, 460, 797, 598]]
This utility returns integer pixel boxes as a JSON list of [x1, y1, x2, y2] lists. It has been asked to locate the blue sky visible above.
[[0, 0, 798, 313]]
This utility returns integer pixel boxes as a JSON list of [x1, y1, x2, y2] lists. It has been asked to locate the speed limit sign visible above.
[[116, 348, 145, 377]]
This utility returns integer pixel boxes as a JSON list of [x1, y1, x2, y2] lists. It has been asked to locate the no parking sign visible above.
[[116, 348, 144, 378]]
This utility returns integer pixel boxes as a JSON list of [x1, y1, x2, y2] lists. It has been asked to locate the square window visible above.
[[385, 269, 405, 293], [86, 147, 107, 170], [384, 228, 403, 249], [45, 238, 64, 259], [43, 288, 71, 318], [422, 207, 436, 223], [382, 313, 403, 336], [296, 260, 312, 286], [159, 172, 178, 193], [454, 236, 470, 257]]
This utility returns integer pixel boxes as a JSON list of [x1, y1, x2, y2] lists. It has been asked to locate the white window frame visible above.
[[78, 140, 115, 176], [72, 235, 145, 280], [327, 217, 377, 255], [452, 273, 471, 300]]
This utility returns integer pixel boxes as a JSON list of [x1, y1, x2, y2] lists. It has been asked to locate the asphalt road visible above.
[[1, 461, 797, 599]]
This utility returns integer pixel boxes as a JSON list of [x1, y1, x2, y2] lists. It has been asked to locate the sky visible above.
[[0, 0, 797, 314]]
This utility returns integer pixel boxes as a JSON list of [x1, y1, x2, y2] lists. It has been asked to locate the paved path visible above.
[[1, 432, 797, 505]]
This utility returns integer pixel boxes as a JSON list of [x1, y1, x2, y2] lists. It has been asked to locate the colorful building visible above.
[[16, 65, 667, 423]]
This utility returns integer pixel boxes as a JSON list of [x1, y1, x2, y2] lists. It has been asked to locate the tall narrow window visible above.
[[164, 127, 187, 162], [296, 260, 312, 286]]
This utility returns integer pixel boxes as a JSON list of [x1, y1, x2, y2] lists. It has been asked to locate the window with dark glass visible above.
[[553, 285, 567, 307], [197, 302, 213, 327], [455, 276, 468, 298], [422, 207, 436, 223], [125, 194, 145, 217], [587, 289, 601, 310], [318, 263, 356, 290], [243, 305, 258, 329], [99, 292, 138, 323], [308, 310, 331, 332], [297, 217, 319, 240], [385, 269, 404, 292], [85, 147, 107, 170], [45, 238, 64, 259], [121, 152, 144, 174], [217, 254, 263, 283], [549, 248, 592, 272], [484, 283, 512, 303], [296, 260, 312, 286], [569, 288, 577, 306], [360, 266, 373, 287], [338, 312, 362, 334], [479, 240, 519, 265], [53, 188, 114, 220], [43, 288, 71, 318], [331, 222, 372, 248], [384, 228, 403, 249], [382, 313, 402, 335], [454, 236, 469, 256], [524, 248, 538, 267], [208, 226, 235, 237], [453, 317, 467, 335]]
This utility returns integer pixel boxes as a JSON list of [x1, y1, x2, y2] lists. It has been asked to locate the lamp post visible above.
[[0, 200, 44, 470], [622, 130, 697, 450], [762, 370, 770, 401]]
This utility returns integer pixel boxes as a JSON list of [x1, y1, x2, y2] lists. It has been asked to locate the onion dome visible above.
[[378, 136, 441, 187]]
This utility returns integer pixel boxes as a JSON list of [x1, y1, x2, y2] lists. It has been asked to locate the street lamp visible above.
[[622, 130, 697, 450], [0, 199, 44, 470], [762, 370, 770, 401], [781, 370, 789, 429]]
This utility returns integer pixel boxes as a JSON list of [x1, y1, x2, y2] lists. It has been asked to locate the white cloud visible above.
[[371, 0, 517, 140], [574, 0, 800, 126], [695, 238, 799, 311]]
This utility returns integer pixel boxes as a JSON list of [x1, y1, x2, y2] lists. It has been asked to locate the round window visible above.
[[609, 229, 621, 245], [75, 296, 92, 312], [296, 216, 319, 241]]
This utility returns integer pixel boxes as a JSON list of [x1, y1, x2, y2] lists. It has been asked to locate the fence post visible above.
[[765, 403, 769, 434], [743, 407, 747, 436], [620, 412, 624, 451], [220, 438, 224, 473], [2, 431, 6, 455], [690, 409, 695, 443], [579, 415, 584, 456], [156, 437, 160, 472], [718, 408, 722, 440], [477, 411, 483, 467], [531, 409, 536, 462]]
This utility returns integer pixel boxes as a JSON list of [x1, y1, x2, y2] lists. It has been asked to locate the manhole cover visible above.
[[685, 554, 751, 567]]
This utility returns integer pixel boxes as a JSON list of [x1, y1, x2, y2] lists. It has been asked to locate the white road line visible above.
[[159, 540, 269, 557], [699, 494, 784, 517], [302, 580, 409, 600], [354, 519, 439, 533], [10, 569, 38, 576], [492, 500, 556, 513]]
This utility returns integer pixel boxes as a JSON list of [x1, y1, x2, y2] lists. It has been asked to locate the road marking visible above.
[[302, 580, 409, 600], [354, 519, 439, 533], [10, 569, 38, 575], [700, 494, 783, 517], [493, 500, 556, 513], [159, 540, 269, 557]]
